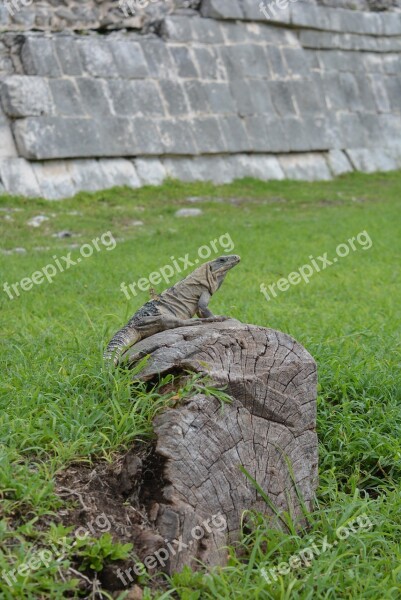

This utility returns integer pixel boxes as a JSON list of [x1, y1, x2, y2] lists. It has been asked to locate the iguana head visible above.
[[206, 254, 240, 293]]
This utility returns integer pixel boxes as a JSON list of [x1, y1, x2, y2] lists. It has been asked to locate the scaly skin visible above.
[[104, 255, 240, 366]]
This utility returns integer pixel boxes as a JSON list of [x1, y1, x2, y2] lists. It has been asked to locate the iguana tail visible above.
[[104, 325, 140, 366]]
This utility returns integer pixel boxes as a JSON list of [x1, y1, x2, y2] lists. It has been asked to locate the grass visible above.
[[0, 171, 400, 599]]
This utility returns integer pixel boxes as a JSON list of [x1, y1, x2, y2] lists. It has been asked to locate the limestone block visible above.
[[269, 81, 297, 117], [292, 4, 383, 35], [265, 46, 287, 77], [190, 116, 227, 153], [97, 159, 141, 188], [283, 117, 314, 152], [384, 76, 401, 111], [76, 78, 113, 117], [190, 16, 224, 44], [1, 76, 53, 117], [363, 53, 385, 73], [49, 79, 84, 117], [381, 55, 401, 75], [229, 80, 257, 116], [14, 117, 104, 160], [158, 80, 190, 116], [219, 116, 251, 153], [160, 16, 194, 42], [194, 46, 227, 80], [54, 36, 83, 76], [107, 80, 165, 117], [376, 115, 401, 146], [291, 80, 326, 114], [203, 82, 236, 114], [291, 4, 328, 30], [163, 155, 234, 184], [0, 125, 18, 158], [20, 37, 62, 77], [78, 39, 118, 78], [158, 119, 198, 154], [381, 13, 401, 36], [279, 153, 332, 180], [131, 118, 165, 155], [170, 46, 199, 78], [200, 0, 243, 20], [335, 113, 367, 148], [353, 74, 377, 112], [0, 158, 41, 197], [68, 159, 114, 192], [245, 116, 289, 153], [220, 44, 269, 79], [134, 158, 167, 186], [109, 40, 148, 79], [32, 161, 77, 200], [326, 149, 354, 176], [317, 49, 360, 72], [346, 148, 399, 173], [360, 113, 388, 145], [141, 40, 176, 79], [302, 115, 341, 151], [321, 72, 363, 111], [369, 75, 391, 113], [283, 48, 318, 76], [232, 154, 285, 180], [183, 80, 210, 113]]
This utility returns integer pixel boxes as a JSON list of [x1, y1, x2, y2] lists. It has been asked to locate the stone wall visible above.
[[0, 0, 400, 198]]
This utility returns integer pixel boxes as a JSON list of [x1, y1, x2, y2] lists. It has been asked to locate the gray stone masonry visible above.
[[0, 1, 400, 197]]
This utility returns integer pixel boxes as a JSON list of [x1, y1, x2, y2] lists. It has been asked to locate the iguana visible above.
[[104, 254, 240, 366]]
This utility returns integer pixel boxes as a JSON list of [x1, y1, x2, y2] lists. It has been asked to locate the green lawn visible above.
[[0, 172, 400, 599]]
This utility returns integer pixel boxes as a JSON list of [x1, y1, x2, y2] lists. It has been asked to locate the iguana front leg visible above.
[[196, 291, 213, 318], [196, 290, 229, 322]]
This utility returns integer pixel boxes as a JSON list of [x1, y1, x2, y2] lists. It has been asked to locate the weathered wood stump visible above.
[[123, 320, 318, 574]]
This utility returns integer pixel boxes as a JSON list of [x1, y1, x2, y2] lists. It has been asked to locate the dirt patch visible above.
[[53, 444, 171, 596]]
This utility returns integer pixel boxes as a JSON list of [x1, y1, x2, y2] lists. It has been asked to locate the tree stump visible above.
[[122, 320, 318, 574]]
